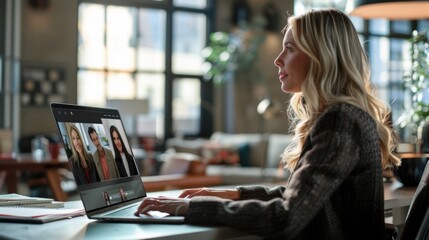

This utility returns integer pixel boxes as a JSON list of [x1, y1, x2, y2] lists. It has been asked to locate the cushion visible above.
[[201, 141, 240, 166], [159, 152, 201, 175], [237, 143, 251, 167], [166, 138, 208, 156], [210, 132, 268, 167], [266, 134, 293, 168]]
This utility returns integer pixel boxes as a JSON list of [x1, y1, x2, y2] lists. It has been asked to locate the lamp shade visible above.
[[106, 99, 149, 137], [346, 0, 429, 20], [106, 99, 148, 115]]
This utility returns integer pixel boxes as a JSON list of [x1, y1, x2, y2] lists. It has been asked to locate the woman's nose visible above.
[[274, 55, 282, 67]]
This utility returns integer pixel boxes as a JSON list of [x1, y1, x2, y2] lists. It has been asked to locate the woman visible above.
[[110, 125, 139, 177], [135, 9, 401, 239], [69, 124, 100, 185], [103, 191, 111, 206]]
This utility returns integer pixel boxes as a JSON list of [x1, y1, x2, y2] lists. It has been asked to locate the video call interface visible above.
[[52, 106, 146, 211]]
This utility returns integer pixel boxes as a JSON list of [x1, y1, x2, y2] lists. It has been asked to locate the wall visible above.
[[214, 0, 294, 134], [20, 0, 78, 138]]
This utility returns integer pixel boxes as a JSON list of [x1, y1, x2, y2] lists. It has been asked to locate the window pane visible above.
[[106, 6, 136, 71], [417, 20, 429, 32], [369, 19, 389, 35], [390, 85, 406, 121], [391, 20, 411, 35], [389, 38, 411, 126], [136, 74, 165, 138], [369, 36, 390, 98], [350, 16, 364, 32], [390, 38, 411, 84], [78, 4, 105, 69], [172, 12, 206, 74], [77, 70, 106, 106], [137, 9, 166, 71], [136, 74, 165, 109], [173, 0, 207, 9], [107, 73, 136, 99], [173, 78, 201, 136]]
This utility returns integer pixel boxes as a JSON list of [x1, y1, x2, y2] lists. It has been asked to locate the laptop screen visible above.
[[51, 103, 146, 212]]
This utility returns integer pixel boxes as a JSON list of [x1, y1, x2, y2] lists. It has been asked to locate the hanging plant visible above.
[[201, 17, 266, 85], [201, 32, 233, 84]]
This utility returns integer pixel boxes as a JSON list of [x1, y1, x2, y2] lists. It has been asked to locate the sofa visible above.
[[164, 132, 294, 185]]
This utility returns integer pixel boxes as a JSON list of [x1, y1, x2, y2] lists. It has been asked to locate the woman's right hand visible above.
[[178, 188, 240, 200]]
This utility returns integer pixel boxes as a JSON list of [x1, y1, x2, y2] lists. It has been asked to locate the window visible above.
[[294, 1, 428, 141], [172, 11, 206, 75], [173, 78, 201, 136], [78, 0, 214, 141]]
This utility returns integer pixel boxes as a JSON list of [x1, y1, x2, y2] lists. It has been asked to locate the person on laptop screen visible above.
[[110, 125, 139, 177], [135, 8, 401, 239], [69, 124, 100, 185], [88, 126, 120, 181]]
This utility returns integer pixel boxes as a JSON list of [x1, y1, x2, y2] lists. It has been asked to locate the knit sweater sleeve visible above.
[[184, 105, 366, 238], [236, 185, 286, 201]]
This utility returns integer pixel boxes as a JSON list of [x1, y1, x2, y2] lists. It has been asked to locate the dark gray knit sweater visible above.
[[185, 103, 386, 240]]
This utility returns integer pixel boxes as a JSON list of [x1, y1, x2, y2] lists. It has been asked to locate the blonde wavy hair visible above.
[[69, 124, 92, 167], [281, 8, 400, 171]]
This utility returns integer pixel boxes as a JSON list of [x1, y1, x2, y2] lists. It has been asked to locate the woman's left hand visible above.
[[134, 196, 190, 216]]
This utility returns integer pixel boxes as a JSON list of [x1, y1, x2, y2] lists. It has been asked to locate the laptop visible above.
[[50, 102, 184, 223]]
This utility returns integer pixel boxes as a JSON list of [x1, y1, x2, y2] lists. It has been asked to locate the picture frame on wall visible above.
[[21, 65, 66, 107]]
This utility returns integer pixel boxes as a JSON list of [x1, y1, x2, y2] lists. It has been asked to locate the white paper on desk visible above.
[[0, 193, 53, 205], [0, 206, 85, 218]]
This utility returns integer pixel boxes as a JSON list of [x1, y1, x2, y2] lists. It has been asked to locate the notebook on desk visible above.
[[50, 102, 184, 223]]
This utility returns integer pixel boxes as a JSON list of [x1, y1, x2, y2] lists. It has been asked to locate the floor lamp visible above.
[[106, 99, 149, 145], [257, 98, 281, 121]]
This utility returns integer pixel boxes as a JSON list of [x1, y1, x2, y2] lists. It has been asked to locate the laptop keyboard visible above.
[[107, 206, 136, 217]]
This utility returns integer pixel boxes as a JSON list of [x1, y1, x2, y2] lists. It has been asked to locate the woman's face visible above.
[[71, 129, 83, 154], [112, 130, 123, 152], [274, 27, 311, 93]]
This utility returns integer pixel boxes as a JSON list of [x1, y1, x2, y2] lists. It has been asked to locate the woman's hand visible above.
[[134, 196, 190, 216], [178, 188, 240, 200]]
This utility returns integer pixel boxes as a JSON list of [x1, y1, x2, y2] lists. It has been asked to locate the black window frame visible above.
[[77, 0, 216, 144]]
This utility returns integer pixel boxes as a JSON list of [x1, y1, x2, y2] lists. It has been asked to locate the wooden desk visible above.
[[0, 181, 416, 240], [0, 155, 70, 201], [0, 199, 260, 240], [383, 180, 415, 225]]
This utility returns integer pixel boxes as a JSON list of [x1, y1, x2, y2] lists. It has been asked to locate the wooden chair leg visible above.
[[46, 169, 68, 201], [0, 171, 6, 192]]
